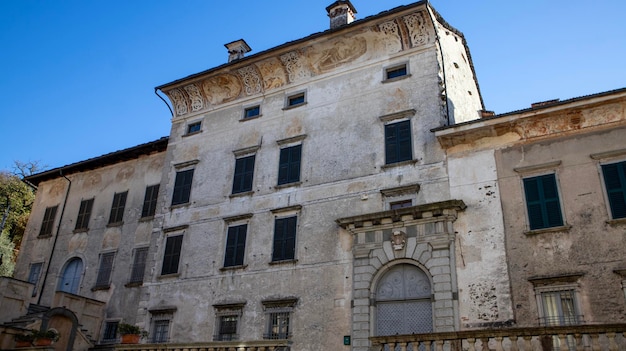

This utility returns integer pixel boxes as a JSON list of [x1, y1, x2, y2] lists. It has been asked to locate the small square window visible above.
[[385, 64, 408, 80], [244, 105, 260, 119], [285, 92, 306, 108], [186, 121, 201, 134]]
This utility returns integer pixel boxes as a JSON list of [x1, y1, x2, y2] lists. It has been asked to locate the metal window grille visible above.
[[152, 320, 170, 343], [214, 315, 238, 341], [102, 321, 118, 342], [264, 311, 291, 340]]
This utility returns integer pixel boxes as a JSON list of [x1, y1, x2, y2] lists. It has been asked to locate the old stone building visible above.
[[2, 1, 625, 351], [436, 88, 626, 348]]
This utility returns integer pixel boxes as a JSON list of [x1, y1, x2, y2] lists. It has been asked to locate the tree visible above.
[[0, 161, 42, 276]]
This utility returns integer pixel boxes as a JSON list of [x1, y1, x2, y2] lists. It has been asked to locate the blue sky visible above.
[[1, 1, 625, 173]]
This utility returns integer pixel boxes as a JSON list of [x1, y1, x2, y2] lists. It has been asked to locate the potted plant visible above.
[[14, 332, 35, 348], [32, 329, 60, 346], [118, 323, 147, 344]]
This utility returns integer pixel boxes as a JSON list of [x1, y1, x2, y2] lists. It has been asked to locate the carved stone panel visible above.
[[403, 12, 430, 47], [237, 65, 263, 96], [183, 84, 204, 112]]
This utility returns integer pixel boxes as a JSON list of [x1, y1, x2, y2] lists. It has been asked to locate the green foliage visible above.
[[0, 231, 16, 277], [0, 171, 35, 248], [32, 329, 60, 341], [118, 323, 148, 337]]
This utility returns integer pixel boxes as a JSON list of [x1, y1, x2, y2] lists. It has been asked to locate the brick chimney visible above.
[[326, 1, 357, 29], [225, 39, 251, 63]]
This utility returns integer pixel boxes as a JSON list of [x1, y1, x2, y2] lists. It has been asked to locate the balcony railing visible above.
[[114, 339, 290, 351], [370, 324, 626, 351]]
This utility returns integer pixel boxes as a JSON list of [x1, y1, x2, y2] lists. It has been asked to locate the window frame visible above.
[[599, 159, 626, 220], [522, 172, 565, 231], [28, 262, 44, 297], [74, 198, 94, 231], [232, 154, 256, 195], [129, 247, 149, 284], [161, 234, 183, 276], [262, 299, 297, 340], [271, 213, 298, 263], [383, 62, 410, 82], [213, 303, 245, 341], [278, 144, 302, 186], [534, 284, 583, 327], [141, 184, 160, 218], [243, 104, 261, 120], [384, 120, 413, 165], [94, 251, 116, 289], [284, 91, 307, 110], [185, 120, 202, 135], [108, 191, 128, 225], [102, 321, 119, 344], [223, 224, 248, 268], [171, 168, 194, 206], [39, 205, 58, 237]]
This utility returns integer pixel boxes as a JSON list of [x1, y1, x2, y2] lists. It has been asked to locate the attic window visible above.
[[243, 105, 260, 119], [186, 121, 202, 135], [384, 63, 409, 82], [284, 92, 306, 109]]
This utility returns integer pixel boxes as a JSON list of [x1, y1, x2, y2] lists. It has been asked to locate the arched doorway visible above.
[[58, 258, 83, 294], [375, 264, 433, 336]]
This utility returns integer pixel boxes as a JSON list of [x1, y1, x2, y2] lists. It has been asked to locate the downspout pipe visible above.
[[37, 170, 71, 305], [155, 88, 174, 117], [425, 0, 451, 126]]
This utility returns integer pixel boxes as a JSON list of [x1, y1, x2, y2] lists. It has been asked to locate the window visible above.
[[102, 321, 119, 343], [59, 257, 83, 294], [171, 169, 194, 205], [523, 174, 564, 230], [285, 92, 306, 108], [108, 191, 128, 224], [161, 235, 183, 275], [232, 155, 255, 194], [152, 320, 170, 343], [95, 252, 115, 288], [390, 200, 413, 209], [262, 299, 297, 340], [385, 64, 408, 80], [601, 161, 626, 219], [539, 290, 580, 326], [272, 216, 297, 262], [385, 120, 413, 164], [213, 303, 244, 341], [129, 247, 149, 283], [278, 145, 302, 185], [28, 262, 43, 297], [186, 121, 201, 134], [141, 184, 160, 218], [39, 205, 58, 236], [243, 105, 260, 119], [224, 224, 247, 267], [75, 198, 94, 231]]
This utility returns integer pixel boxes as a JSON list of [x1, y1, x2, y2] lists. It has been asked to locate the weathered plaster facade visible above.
[[436, 88, 626, 328]]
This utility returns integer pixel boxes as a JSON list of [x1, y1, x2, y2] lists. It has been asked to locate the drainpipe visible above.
[[37, 170, 71, 305], [155, 88, 174, 117]]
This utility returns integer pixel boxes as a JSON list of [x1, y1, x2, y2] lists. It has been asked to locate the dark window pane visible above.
[[161, 235, 183, 275], [278, 145, 302, 185], [386, 65, 407, 79], [232, 156, 255, 194], [142, 184, 160, 217], [288, 94, 305, 106], [103, 321, 118, 342], [244, 106, 260, 118], [152, 320, 169, 343], [171, 169, 194, 205], [385, 120, 412, 164], [187, 122, 201, 134]]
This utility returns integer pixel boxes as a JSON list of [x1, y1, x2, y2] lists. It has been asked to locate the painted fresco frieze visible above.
[[378, 20, 403, 53], [169, 88, 189, 116], [255, 57, 287, 90], [183, 83, 204, 112], [403, 12, 430, 47], [237, 65, 263, 96], [202, 74, 242, 105], [280, 50, 311, 83]]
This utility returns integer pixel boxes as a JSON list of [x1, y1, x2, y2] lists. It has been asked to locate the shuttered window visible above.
[[523, 174, 564, 230], [278, 145, 301, 185], [129, 247, 149, 283], [39, 205, 58, 236], [272, 216, 297, 262], [601, 161, 626, 219], [171, 169, 194, 205], [141, 184, 159, 218], [232, 155, 255, 194], [161, 235, 183, 275], [108, 191, 127, 224], [95, 252, 115, 288], [75, 198, 94, 230], [385, 120, 412, 164], [224, 224, 247, 267]]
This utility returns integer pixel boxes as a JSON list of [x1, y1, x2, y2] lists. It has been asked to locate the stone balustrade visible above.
[[370, 324, 626, 351], [114, 340, 290, 351]]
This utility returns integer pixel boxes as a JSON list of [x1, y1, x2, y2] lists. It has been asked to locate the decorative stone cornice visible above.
[[336, 199, 465, 230]]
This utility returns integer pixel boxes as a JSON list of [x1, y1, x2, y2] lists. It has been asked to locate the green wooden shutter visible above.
[[225, 224, 247, 267], [602, 162, 626, 219], [524, 174, 563, 230]]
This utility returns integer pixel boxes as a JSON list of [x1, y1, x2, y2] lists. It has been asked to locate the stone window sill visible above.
[[158, 273, 180, 280], [524, 225, 572, 236], [37, 234, 52, 239], [230, 191, 254, 198], [125, 281, 143, 288], [92, 285, 110, 291], [73, 228, 89, 234], [282, 102, 307, 110], [139, 216, 155, 222], [170, 203, 190, 210], [381, 159, 418, 170], [240, 115, 262, 122], [607, 217, 626, 226], [275, 182, 302, 190], [220, 264, 248, 272], [382, 74, 412, 84], [182, 130, 202, 138], [269, 259, 298, 266], [106, 221, 123, 228]]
